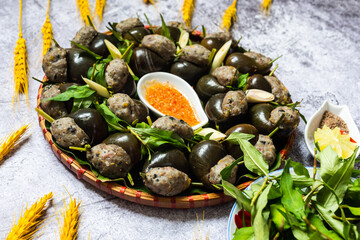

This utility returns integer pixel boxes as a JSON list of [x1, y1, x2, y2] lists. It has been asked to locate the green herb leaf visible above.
[[222, 179, 251, 213], [316, 145, 342, 182], [160, 14, 173, 42], [237, 73, 249, 89], [253, 183, 272, 240], [309, 214, 342, 240], [237, 138, 269, 177], [280, 160, 306, 220], [44, 85, 95, 102], [290, 160, 310, 178], [269, 153, 282, 172], [94, 101, 127, 132], [292, 175, 315, 188], [270, 203, 290, 231], [314, 203, 348, 238], [129, 126, 188, 150], [71, 95, 94, 113], [233, 226, 254, 240], [220, 156, 243, 181], [316, 148, 358, 212], [144, 13, 154, 34]]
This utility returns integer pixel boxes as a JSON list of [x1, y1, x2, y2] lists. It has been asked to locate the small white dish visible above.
[[304, 100, 360, 157], [137, 72, 208, 130], [227, 167, 319, 240]]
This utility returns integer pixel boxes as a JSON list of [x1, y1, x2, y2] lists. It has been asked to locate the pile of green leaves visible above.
[[222, 133, 360, 240]]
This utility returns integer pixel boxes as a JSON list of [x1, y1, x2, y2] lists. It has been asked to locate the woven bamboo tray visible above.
[[37, 79, 295, 209]]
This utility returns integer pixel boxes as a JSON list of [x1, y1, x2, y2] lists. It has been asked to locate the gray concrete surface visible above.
[[0, 0, 359, 239]]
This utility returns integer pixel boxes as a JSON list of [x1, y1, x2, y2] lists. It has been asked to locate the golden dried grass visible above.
[[41, 0, 53, 56], [75, 0, 92, 25], [59, 196, 81, 240], [0, 124, 30, 163], [13, 0, 29, 105], [94, 0, 106, 22], [182, 0, 195, 28], [6, 192, 53, 240], [222, 0, 238, 32]]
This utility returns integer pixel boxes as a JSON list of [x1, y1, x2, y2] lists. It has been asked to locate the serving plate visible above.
[[304, 100, 360, 157]]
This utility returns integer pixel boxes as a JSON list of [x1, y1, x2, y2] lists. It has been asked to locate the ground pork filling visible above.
[[151, 116, 194, 139], [255, 134, 276, 166], [319, 110, 349, 134], [144, 166, 191, 196], [208, 155, 237, 185]]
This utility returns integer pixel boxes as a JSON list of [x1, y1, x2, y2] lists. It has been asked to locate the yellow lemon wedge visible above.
[[314, 125, 357, 159]]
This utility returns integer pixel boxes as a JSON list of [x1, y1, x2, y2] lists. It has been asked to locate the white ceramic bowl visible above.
[[304, 100, 360, 157], [137, 72, 208, 130], [227, 167, 319, 240]]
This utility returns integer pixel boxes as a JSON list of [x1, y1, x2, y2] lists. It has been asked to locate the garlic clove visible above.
[[246, 89, 274, 103]]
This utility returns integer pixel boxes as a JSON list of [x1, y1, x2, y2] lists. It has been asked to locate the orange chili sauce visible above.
[[145, 81, 200, 127]]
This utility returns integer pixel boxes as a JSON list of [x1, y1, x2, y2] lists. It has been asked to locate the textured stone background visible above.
[[0, 0, 359, 239]]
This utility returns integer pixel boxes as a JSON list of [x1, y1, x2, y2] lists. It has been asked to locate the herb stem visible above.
[[35, 107, 54, 123], [313, 148, 317, 179], [191, 182, 204, 187], [251, 175, 268, 206], [269, 64, 278, 76], [268, 127, 279, 138], [146, 116, 152, 126], [332, 216, 360, 221], [268, 55, 283, 66]]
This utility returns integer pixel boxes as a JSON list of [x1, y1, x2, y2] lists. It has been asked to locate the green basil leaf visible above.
[[129, 127, 188, 150], [316, 148, 358, 212], [233, 226, 254, 240], [278, 209, 309, 240], [280, 160, 306, 220], [226, 132, 255, 144], [71, 95, 94, 113], [292, 175, 315, 188], [269, 153, 282, 172], [316, 145, 341, 182], [94, 101, 127, 132], [44, 85, 96, 102], [253, 183, 272, 240], [270, 203, 290, 231], [237, 73, 249, 89], [290, 160, 310, 178], [237, 138, 269, 177], [341, 205, 360, 216], [222, 179, 251, 213]]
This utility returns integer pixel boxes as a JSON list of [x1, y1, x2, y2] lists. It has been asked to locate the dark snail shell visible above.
[[170, 60, 208, 86], [195, 75, 228, 101], [133, 99, 149, 123], [225, 52, 257, 74], [201, 37, 225, 51], [124, 27, 151, 44], [143, 148, 189, 174], [224, 124, 259, 159], [118, 75, 137, 97], [67, 48, 96, 83], [154, 26, 181, 42], [189, 140, 227, 187], [249, 103, 276, 135], [247, 74, 272, 93], [130, 47, 168, 77], [69, 108, 109, 145], [88, 33, 116, 58], [205, 93, 238, 129], [103, 132, 141, 165]]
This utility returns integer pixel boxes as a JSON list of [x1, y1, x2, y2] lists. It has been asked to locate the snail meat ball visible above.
[[264, 75, 290, 105], [180, 44, 210, 67], [211, 66, 239, 86], [107, 93, 140, 124], [105, 59, 129, 92], [116, 17, 144, 35], [221, 90, 248, 117], [255, 134, 276, 166], [152, 116, 194, 139], [50, 117, 90, 148], [71, 26, 97, 48], [87, 143, 132, 179], [141, 34, 176, 61], [244, 52, 272, 73], [42, 46, 67, 83], [144, 166, 191, 196], [40, 84, 67, 119], [269, 106, 300, 130], [208, 155, 238, 185]]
